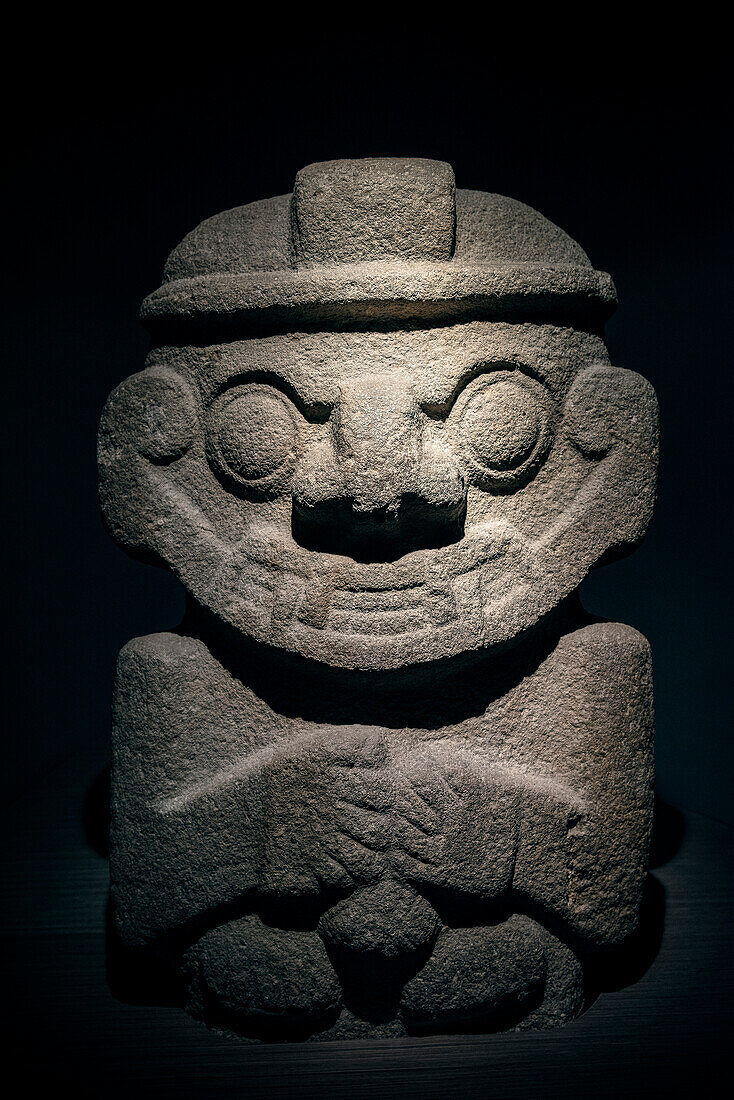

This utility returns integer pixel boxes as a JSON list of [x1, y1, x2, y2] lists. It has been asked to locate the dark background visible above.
[[4, 31, 732, 825]]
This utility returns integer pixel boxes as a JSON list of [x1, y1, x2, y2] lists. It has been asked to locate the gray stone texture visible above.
[[99, 158, 658, 1039]]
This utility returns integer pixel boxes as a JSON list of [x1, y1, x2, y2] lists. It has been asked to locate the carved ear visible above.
[[564, 364, 659, 461], [560, 363, 659, 561], [98, 366, 199, 556]]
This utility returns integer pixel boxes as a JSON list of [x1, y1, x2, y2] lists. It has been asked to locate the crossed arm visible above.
[[111, 627, 653, 954]]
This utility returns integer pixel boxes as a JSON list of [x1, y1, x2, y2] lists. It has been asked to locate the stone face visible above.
[[99, 158, 658, 1040]]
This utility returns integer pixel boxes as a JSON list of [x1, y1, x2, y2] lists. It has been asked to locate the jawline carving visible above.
[[99, 158, 658, 1039]]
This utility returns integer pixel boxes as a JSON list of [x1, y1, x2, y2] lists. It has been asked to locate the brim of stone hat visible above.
[[141, 261, 616, 332]]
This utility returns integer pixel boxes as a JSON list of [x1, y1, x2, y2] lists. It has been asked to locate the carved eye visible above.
[[454, 373, 553, 487], [208, 384, 298, 494]]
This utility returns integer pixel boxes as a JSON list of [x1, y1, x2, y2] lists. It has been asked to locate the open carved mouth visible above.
[[144, 451, 623, 668], [290, 497, 467, 564], [238, 520, 526, 639]]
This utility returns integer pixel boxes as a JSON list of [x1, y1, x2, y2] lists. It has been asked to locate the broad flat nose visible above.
[[291, 373, 465, 561], [332, 375, 423, 514]]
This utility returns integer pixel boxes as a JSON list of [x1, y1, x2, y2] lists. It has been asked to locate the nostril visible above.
[[353, 500, 400, 523], [290, 413, 467, 562]]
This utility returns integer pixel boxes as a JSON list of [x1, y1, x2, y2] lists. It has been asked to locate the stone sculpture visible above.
[[99, 158, 659, 1039]]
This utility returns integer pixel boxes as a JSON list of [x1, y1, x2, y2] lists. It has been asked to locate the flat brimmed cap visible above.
[[142, 159, 616, 333]]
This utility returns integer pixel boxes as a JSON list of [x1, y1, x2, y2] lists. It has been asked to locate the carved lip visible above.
[[240, 521, 520, 637]]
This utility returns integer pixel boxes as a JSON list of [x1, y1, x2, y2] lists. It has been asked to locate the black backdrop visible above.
[[4, 32, 732, 824]]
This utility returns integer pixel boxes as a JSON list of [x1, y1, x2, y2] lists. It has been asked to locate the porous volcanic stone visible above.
[[99, 158, 658, 1040]]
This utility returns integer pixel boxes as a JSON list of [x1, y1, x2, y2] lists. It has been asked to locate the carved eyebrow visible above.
[[420, 358, 546, 419], [211, 367, 333, 423]]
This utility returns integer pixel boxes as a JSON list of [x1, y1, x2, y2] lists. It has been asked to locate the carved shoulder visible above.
[[517, 620, 654, 789], [113, 633, 220, 800], [521, 621, 654, 946], [111, 633, 268, 946], [112, 631, 283, 800]]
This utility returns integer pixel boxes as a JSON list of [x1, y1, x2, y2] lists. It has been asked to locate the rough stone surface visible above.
[[99, 158, 658, 1040]]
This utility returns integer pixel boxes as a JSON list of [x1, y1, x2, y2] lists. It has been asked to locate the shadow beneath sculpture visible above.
[[89, 768, 682, 1041]]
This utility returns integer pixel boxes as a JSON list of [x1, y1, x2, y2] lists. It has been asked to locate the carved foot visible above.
[[400, 914, 584, 1032], [183, 914, 341, 1034]]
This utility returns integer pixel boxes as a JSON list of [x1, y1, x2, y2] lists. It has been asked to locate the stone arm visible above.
[[111, 624, 653, 957], [517, 620, 655, 951], [110, 633, 392, 948], [110, 632, 259, 948], [385, 621, 654, 951]]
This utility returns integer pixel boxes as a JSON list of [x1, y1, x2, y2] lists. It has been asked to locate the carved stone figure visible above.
[[99, 158, 658, 1039]]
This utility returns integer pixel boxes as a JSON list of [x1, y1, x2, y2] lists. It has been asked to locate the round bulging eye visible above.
[[209, 385, 298, 489], [456, 375, 552, 485]]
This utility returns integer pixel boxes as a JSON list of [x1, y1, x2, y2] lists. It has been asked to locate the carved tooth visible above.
[[425, 585, 457, 625], [297, 583, 333, 629], [270, 574, 304, 630]]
